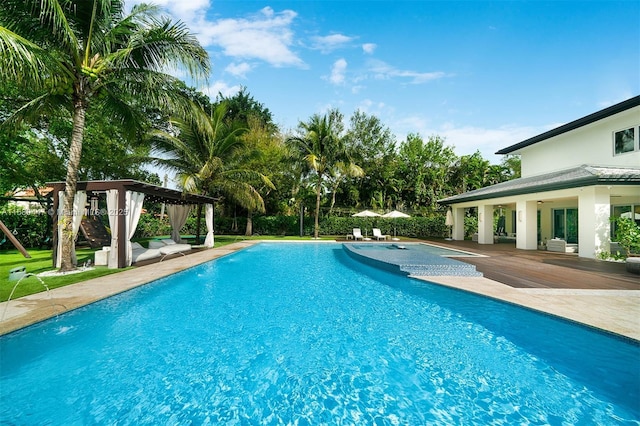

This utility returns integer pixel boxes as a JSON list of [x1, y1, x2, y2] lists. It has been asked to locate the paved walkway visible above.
[[1, 239, 638, 341]]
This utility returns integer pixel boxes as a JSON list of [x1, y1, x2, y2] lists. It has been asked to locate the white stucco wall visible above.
[[519, 106, 640, 177]]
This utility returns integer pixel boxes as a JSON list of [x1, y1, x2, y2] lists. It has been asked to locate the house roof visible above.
[[496, 96, 640, 155], [46, 180, 218, 205], [7, 187, 54, 198], [438, 165, 640, 205]]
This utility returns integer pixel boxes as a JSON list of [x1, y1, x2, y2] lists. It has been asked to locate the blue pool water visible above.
[[1, 243, 638, 424]]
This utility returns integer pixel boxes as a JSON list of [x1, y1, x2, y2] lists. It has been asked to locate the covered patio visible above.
[[48, 180, 217, 268], [439, 165, 640, 259]]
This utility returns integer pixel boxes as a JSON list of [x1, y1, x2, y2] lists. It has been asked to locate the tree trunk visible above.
[[329, 184, 338, 216], [60, 97, 86, 271], [314, 174, 323, 238], [245, 210, 253, 236]]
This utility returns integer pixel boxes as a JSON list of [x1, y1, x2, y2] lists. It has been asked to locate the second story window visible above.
[[614, 126, 638, 155]]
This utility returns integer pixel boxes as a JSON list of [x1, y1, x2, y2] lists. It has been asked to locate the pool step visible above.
[[342, 243, 483, 277]]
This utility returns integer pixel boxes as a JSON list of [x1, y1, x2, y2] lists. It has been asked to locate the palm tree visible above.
[[288, 109, 362, 238], [149, 102, 273, 219], [0, 0, 209, 271]]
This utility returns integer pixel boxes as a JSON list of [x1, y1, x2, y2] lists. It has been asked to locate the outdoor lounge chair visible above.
[[131, 242, 162, 263], [149, 238, 192, 260], [372, 228, 388, 240], [352, 228, 364, 240]]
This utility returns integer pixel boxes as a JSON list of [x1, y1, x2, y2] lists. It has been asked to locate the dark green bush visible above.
[[0, 212, 50, 249], [2, 208, 455, 247]]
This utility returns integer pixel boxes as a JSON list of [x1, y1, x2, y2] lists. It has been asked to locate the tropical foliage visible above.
[[287, 109, 363, 238], [0, 0, 209, 270], [149, 102, 274, 217], [0, 2, 522, 248]]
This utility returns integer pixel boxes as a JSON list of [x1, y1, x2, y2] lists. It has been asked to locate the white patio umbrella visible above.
[[445, 209, 454, 240], [382, 210, 411, 239], [352, 210, 381, 237], [381, 210, 410, 219], [352, 210, 381, 217]]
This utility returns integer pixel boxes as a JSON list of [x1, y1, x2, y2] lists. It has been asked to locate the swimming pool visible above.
[[1, 243, 638, 424]]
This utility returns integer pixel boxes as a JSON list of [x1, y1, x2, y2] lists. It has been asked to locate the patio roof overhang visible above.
[[438, 165, 640, 205], [46, 179, 218, 205]]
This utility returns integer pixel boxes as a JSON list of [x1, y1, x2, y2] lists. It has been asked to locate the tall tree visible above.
[[396, 134, 457, 213], [288, 109, 362, 238], [343, 110, 397, 210], [216, 86, 275, 133], [240, 116, 289, 234], [0, 0, 209, 270], [149, 102, 273, 216]]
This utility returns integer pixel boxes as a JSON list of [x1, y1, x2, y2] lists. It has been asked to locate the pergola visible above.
[[48, 180, 217, 268]]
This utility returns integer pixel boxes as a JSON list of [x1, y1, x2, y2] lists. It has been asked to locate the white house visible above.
[[439, 96, 640, 259]]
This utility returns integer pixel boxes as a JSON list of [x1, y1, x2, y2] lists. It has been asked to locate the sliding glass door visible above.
[[553, 208, 578, 244]]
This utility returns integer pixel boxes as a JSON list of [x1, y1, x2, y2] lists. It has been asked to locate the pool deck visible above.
[[1, 239, 638, 341]]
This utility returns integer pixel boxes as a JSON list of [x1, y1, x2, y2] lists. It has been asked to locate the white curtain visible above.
[[106, 190, 119, 269], [167, 204, 192, 243], [55, 191, 65, 268], [125, 191, 145, 266], [204, 203, 214, 248], [56, 190, 87, 268]]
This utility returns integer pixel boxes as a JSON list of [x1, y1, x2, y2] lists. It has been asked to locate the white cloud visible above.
[[362, 43, 377, 54], [355, 99, 391, 119], [367, 59, 447, 84], [311, 33, 354, 53], [126, 0, 210, 22], [125, 2, 304, 69], [438, 123, 539, 160], [193, 7, 305, 68], [330, 59, 348, 85], [389, 118, 543, 163], [201, 81, 242, 99], [225, 62, 252, 78]]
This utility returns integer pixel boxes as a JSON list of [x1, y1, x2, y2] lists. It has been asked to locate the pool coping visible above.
[[1, 240, 638, 341], [417, 276, 640, 342]]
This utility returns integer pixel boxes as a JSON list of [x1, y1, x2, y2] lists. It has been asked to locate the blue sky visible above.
[[130, 0, 639, 164]]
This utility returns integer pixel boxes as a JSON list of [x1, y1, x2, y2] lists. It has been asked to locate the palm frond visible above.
[[3, 0, 81, 62], [106, 12, 209, 83], [0, 27, 73, 87]]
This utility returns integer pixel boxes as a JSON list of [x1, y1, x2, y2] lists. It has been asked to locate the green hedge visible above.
[[1, 210, 460, 248], [136, 213, 452, 238], [0, 212, 50, 249]]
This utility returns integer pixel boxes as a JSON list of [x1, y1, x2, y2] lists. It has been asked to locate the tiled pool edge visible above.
[[0, 241, 259, 336], [421, 276, 640, 342], [342, 243, 483, 276]]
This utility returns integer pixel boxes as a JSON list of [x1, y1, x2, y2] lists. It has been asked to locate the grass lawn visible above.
[[0, 248, 125, 302], [0, 235, 340, 302]]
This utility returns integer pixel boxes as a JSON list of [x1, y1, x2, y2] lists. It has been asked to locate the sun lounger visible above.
[[131, 242, 161, 263], [372, 228, 388, 240], [148, 238, 192, 260], [352, 228, 363, 240]]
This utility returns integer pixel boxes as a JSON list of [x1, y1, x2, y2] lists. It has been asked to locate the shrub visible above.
[[614, 217, 640, 257], [0, 211, 50, 249]]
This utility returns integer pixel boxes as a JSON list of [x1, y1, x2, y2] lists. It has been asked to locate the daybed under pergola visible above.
[[48, 180, 217, 269]]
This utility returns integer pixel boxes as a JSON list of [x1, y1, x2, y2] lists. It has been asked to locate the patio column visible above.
[[515, 200, 537, 250], [453, 207, 465, 240], [477, 204, 494, 244], [579, 186, 610, 259]]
